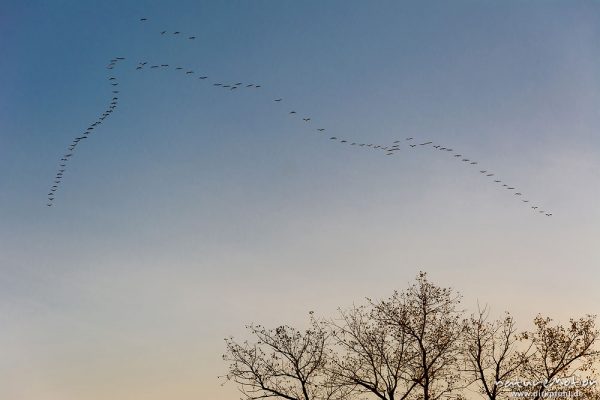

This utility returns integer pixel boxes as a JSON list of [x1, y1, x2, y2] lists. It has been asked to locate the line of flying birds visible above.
[[46, 17, 553, 217]]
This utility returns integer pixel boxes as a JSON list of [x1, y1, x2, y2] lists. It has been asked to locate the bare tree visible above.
[[222, 274, 599, 400], [223, 314, 350, 400], [463, 306, 532, 400], [518, 314, 599, 400], [328, 303, 419, 400], [374, 272, 467, 400]]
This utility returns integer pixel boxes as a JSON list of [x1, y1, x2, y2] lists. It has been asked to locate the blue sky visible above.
[[1, 1, 600, 399]]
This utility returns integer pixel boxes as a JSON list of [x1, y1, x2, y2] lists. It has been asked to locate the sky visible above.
[[1, 1, 600, 399]]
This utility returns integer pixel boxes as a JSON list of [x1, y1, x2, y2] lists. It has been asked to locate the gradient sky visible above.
[[2, 1, 600, 399]]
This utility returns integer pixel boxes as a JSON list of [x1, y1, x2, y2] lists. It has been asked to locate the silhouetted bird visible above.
[[274, 98, 282, 102]]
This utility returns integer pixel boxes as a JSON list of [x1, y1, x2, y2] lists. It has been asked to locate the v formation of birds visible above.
[[46, 17, 553, 217]]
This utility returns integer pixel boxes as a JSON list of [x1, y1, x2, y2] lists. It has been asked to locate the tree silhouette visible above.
[[519, 314, 599, 400], [463, 307, 532, 400], [223, 314, 351, 400], [222, 272, 599, 400], [328, 304, 418, 400], [373, 272, 466, 400]]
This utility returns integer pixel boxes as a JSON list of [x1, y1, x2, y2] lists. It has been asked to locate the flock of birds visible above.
[[47, 18, 552, 217]]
